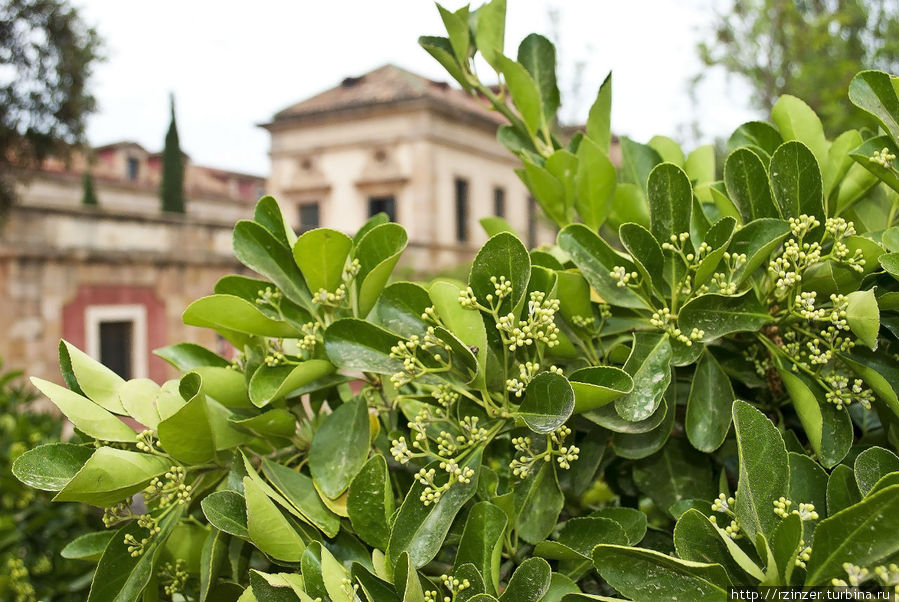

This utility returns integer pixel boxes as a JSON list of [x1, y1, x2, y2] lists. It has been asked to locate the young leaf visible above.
[[202, 490, 249, 539], [59, 340, 126, 414], [574, 137, 616, 230], [157, 374, 216, 464], [293, 228, 353, 294], [517, 34, 559, 123], [732, 401, 789, 542], [729, 218, 791, 285], [728, 121, 784, 160], [474, 0, 505, 71], [619, 222, 664, 296], [232, 220, 312, 311], [569, 366, 633, 413], [31, 377, 137, 443], [586, 73, 612, 153], [54, 447, 171, 507], [770, 95, 829, 169], [519, 372, 574, 434], [61, 531, 117, 562], [243, 476, 306, 563], [804, 485, 899, 585], [497, 55, 543, 136], [848, 70, 899, 141], [183, 294, 298, 338], [620, 137, 663, 195], [12, 442, 92, 491], [309, 398, 370, 499], [844, 289, 879, 350], [686, 350, 735, 453], [248, 360, 335, 408], [347, 455, 395, 550], [355, 223, 409, 317], [261, 459, 340, 538], [455, 501, 508, 595]]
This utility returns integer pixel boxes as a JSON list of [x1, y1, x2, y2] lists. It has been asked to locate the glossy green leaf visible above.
[[826, 464, 861, 516], [805, 485, 899, 585], [183, 295, 298, 338], [608, 183, 650, 230], [436, 3, 470, 63], [724, 148, 777, 222], [387, 452, 481, 568], [686, 145, 716, 185], [849, 135, 899, 194], [620, 137, 663, 195], [230, 409, 296, 440], [248, 360, 335, 407], [498, 58, 543, 138], [157, 374, 216, 464], [261, 459, 340, 537], [12, 442, 92, 491], [686, 350, 734, 453], [202, 490, 249, 539], [55, 447, 171, 506], [355, 223, 409, 317], [848, 70, 899, 141], [521, 160, 567, 227], [569, 366, 633, 413], [519, 372, 574, 434], [61, 531, 117, 561], [575, 137, 615, 230], [844, 289, 879, 350], [649, 136, 684, 167], [429, 279, 488, 388], [474, 0, 505, 70], [374, 282, 432, 338], [854, 447, 899, 497], [60, 340, 126, 414], [347, 455, 395, 549], [324, 318, 403, 375], [518, 34, 559, 123], [615, 333, 671, 422], [498, 558, 551, 602], [727, 121, 783, 161], [611, 392, 676, 460], [31, 377, 137, 442], [535, 517, 627, 561], [678, 292, 771, 342], [469, 232, 531, 314], [770, 95, 829, 169], [244, 476, 305, 563], [87, 509, 181, 602], [293, 228, 353, 293], [729, 218, 791, 285], [619, 222, 664, 296], [674, 509, 762, 584], [514, 460, 564, 544], [586, 73, 612, 153], [233, 219, 311, 311], [647, 162, 693, 244], [253, 196, 295, 247], [769, 141, 824, 223], [480, 216, 517, 238], [309, 398, 370, 499], [557, 224, 646, 309], [118, 378, 162, 429], [733, 401, 789, 541], [455, 501, 507, 595], [593, 545, 730, 601], [693, 217, 737, 287]]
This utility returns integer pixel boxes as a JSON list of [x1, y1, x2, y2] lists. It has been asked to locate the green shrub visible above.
[[11, 3, 899, 600], [0, 360, 100, 601]]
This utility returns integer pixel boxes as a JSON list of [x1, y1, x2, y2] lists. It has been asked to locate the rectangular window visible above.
[[85, 304, 147, 380], [99, 321, 133, 379], [493, 187, 505, 217], [368, 196, 396, 222], [527, 196, 537, 248], [298, 202, 320, 232], [455, 178, 469, 242], [126, 157, 139, 181]]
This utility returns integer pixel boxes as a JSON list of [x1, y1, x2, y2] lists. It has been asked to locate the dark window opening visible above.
[[368, 196, 396, 222], [527, 196, 537, 248], [298, 202, 320, 233], [99, 321, 133, 379], [493, 187, 505, 217], [455, 178, 469, 242], [126, 157, 139, 181]]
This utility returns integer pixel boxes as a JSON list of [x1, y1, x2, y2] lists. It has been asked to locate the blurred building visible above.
[[0, 143, 264, 383], [262, 64, 557, 271]]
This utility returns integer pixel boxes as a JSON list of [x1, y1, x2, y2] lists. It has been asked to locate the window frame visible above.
[[85, 304, 148, 379], [455, 177, 470, 243]]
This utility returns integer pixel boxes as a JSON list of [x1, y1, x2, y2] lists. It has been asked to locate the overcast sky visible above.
[[73, 0, 756, 176]]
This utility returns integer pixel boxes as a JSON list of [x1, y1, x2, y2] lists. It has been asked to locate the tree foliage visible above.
[[697, 0, 899, 135], [160, 94, 185, 213], [0, 0, 101, 211]]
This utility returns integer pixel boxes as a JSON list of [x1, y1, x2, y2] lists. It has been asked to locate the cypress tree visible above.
[[160, 94, 185, 213], [81, 171, 98, 206]]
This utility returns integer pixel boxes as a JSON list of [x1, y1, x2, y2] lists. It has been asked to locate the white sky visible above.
[[73, 0, 757, 176]]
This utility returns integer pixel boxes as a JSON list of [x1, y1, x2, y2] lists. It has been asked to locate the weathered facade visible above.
[[262, 64, 557, 271], [0, 142, 263, 384]]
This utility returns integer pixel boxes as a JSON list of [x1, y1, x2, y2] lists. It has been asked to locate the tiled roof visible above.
[[269, 64, 505, 126]]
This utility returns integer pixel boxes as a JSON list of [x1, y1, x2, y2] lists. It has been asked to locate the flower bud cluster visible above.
[[509, 425, 579, 478], [263, 350, 286, 367], [870, 147, 896, 168], [135, 429, 157, 453], [710, 493, 735, 513], [296, 321, 321, 353], [649, 308, 704, 346], [496, 291, 560, 351], [610, 265, 639, 288], [506, 361, 541, 398], [824, 374, 874, 410], [795, 544, 812, 569], [311, 284, 348, 307], [340, 577, 360, 599], [145, 466, 192, 507], [389, 328, 453, 387], [7, 556, 36, 602], [773, 497, 819, 521], [255, 286, 282, 308], [160, 560, 188, 596], [415, 461, 475, 506], [708, 514, 742, 539]]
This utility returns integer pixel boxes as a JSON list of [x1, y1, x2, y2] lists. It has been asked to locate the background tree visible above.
[[0, 0, 101, 215], [81, 171, 97, 206], [696, 0, 899, 136], [159, 94, 185, 213]]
